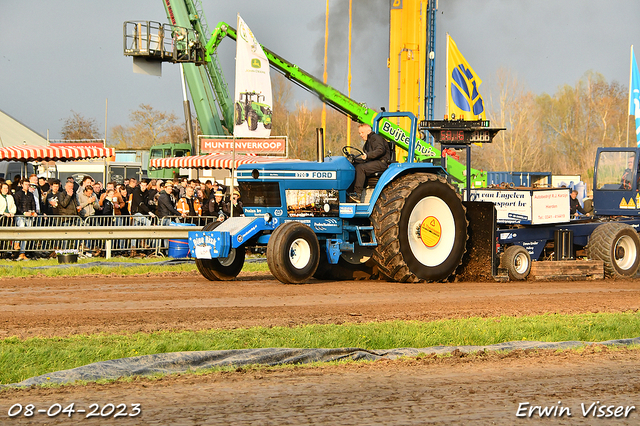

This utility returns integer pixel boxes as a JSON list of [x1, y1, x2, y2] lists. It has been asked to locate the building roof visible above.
[[0, 109, 48, 147]]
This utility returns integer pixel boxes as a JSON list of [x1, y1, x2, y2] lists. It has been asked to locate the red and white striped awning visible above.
[[0, 144, 114, 162], [150, 153, 301, 169]]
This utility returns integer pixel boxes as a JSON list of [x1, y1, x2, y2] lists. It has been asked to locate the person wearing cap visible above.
[[208, 189, 226, 220], [211, 180, 227, 196], [222, 190, 244, 218]]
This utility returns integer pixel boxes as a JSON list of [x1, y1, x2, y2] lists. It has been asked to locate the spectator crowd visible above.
[[0, 174, 244, 260]]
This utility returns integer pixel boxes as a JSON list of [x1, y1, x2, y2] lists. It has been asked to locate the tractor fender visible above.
[[355, 162, 448, 217]]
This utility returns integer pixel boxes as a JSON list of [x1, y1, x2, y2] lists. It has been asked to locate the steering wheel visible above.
[[342, 146, 365, 164]]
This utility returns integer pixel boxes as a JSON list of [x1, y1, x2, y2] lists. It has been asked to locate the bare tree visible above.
[[60, 111, 100, 140], [108, 124, 131, 149], [474, 69, 627, 186], [270, 73, 293, 138], [539, 71, 627, 180], [289, 102, 315, 159], [108, 104, 185, 149], [477, 68, 548, 174], [325, 107, 352, 156]]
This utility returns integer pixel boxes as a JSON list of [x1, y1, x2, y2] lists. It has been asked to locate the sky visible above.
[[1, 0, 639, 141]]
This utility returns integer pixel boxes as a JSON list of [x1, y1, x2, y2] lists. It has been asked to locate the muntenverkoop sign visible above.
[[200, 137, 286, 155]]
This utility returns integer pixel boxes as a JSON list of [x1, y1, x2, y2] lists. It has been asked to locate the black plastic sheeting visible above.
[[4, 337, 639, 388]]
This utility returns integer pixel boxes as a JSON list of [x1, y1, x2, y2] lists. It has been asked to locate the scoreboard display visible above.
[[419, 120, 504, 145]]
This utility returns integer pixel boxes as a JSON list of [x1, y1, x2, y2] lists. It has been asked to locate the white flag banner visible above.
[[233, 14, 272, 137]]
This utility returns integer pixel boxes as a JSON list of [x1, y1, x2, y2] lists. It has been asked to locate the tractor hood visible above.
[[236, 156, 355, 190]]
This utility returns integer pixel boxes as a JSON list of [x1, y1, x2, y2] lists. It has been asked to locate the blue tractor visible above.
[[492, 147, 640, 280], [188, 112, 483, 284]]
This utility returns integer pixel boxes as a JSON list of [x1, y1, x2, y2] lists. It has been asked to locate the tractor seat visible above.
[[365, 143, 395, 189], [365, 171, 384, 188]]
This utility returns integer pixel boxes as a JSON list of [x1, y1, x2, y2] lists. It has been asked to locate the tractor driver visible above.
[[348, 124, 391, 203], [621, 155, 640, 190]]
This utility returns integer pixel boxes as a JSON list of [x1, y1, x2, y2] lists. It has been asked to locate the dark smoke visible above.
[[309, 0, 389, 104]]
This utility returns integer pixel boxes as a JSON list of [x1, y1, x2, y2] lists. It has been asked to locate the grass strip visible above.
[[1, 312, 638, 384], [0, 257, 268, 277]]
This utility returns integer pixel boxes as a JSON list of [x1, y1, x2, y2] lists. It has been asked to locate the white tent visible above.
[[0, 109, 48, 147]]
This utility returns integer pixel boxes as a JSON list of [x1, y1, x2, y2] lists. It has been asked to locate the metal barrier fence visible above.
[[0, 215, 217, 257]]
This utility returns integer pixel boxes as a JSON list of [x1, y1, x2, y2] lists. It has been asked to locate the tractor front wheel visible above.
[[267, 222, 320, 284], [195, 221, 245, 281]]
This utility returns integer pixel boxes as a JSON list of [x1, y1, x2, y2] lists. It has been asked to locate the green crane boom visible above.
[[205, 22, 486, 186], [160, 0, 234, 136], [125, 0, 487, 186]]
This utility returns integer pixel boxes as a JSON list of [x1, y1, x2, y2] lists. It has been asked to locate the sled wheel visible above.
[[267, 222, 320, 284], [313, 244, 374, 281], [195, 221, 245, 281], [371, 173, 468, 282], [587, 222, 640, 278], [234, 103, 244, 125], [247, 110, 259, 131], [500, 245, 531, 280]]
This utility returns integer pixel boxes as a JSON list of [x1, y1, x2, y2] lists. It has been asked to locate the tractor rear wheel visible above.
[[195, 221, 245, 281], [247, 110, 259, 131], [234, 103, 244, 125], [371, 173, 468, 282], [586, 222, 640, 278], [267, 222, 320, 284]]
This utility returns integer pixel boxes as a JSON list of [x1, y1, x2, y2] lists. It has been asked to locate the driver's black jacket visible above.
[[363, 132, 390, 163]]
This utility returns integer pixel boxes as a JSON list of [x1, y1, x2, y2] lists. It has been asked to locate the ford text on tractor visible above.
[[189, 112, 499, 284]]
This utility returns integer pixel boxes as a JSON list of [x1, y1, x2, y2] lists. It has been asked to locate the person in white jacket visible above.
[[0, 182, 16, 220]]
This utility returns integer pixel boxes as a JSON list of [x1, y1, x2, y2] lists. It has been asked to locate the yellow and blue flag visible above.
[[630, 46, 640, 147], [447, 34, 485, 120]]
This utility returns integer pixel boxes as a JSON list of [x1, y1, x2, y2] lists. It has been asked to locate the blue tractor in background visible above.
[[188, 112, 493, 284], [491, 147, 640, 280]]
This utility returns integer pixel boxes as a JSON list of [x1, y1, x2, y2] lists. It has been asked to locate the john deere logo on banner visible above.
[[234, 15, 273, 137]]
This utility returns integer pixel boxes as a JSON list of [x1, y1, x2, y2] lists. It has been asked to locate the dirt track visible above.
[[1, 272, 639, 424], [2, 271, 639, 339]]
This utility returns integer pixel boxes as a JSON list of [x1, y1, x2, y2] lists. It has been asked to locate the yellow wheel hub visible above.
[[419, 216, 442, 248]]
